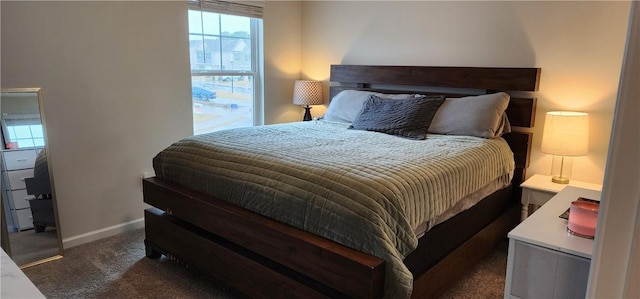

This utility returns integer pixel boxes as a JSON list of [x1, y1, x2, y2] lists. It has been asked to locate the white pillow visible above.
[[322, 90, 415, 123], [428, 92, 511, 138]]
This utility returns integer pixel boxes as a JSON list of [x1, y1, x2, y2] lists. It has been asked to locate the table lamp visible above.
[[292, 80, 323, 121], [541, 111, 589, 184]]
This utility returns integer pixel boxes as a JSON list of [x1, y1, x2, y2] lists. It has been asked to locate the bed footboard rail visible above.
[[143, 177, 385, 299]]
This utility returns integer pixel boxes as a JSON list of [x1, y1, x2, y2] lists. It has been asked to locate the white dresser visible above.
[[1, 148, 40, 231], [505, 186, 600, 299], [1, 248, 45, 298]]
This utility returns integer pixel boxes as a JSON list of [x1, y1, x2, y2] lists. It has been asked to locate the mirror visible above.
[[0, 88, 63, 267]]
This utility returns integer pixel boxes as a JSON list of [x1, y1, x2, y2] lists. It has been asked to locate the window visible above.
[[2, 118, 45, 149], [188, 0, 263, 135]]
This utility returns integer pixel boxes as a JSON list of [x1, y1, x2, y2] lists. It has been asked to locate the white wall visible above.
[[1, 1, 193, 242], [263, 1, 303, 124], [300, 1, 631, 185], [0, 1, 303, 245]]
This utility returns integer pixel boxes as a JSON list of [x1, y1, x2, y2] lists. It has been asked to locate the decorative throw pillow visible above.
[[349, 95, 445, 140], [427, 92, 511, 138], [322, 90, 415, 123]]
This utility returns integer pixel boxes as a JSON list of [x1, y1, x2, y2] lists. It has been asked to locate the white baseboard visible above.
[[62, 218, 144, 249]]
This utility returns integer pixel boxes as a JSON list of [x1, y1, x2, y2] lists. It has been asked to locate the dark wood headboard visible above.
[[329, 65, 541, 194]]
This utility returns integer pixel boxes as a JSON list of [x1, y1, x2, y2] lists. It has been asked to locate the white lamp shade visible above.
[[541, 111, 589, 156], [292, 80, 323, 106]]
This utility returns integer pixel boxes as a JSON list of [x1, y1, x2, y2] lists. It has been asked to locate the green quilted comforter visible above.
[[153, 120, 515, 298]]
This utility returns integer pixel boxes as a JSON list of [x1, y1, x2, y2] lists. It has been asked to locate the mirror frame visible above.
[[0, 87, 63, 268]]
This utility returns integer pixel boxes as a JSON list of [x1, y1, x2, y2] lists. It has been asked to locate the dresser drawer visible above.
[[523, 188, 556, 206], [3, 150, 37, 171], [509, 240, 590, 298], [6, 169, 34, 190], [10, 189, 35, 209], [15, 208, 34, 230]]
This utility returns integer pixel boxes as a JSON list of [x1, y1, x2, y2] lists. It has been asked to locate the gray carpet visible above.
[[8, 227, 59, 266], [23, 227, 508, 298]]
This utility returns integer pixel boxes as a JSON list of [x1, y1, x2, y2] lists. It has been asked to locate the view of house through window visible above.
[[188, 9, 262, 135]]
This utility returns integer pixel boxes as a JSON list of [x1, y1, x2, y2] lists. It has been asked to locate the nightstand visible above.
[[504, 186, 601, 299], [520, 174, 602, 221]]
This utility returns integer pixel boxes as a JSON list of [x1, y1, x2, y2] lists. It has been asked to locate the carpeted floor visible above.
[[9, 227, 60, 266], [22, 227, 508, 298]]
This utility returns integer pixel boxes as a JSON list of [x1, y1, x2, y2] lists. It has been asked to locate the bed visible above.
[[143, 65, 540, 298]]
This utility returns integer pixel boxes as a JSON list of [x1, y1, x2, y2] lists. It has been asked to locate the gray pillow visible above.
[[322, 90, 415, 123], [349, 95, 445, 140], [427, 92, 511, 138]]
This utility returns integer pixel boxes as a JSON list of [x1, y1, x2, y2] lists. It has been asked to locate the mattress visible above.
[[152, 120, 515, 298]]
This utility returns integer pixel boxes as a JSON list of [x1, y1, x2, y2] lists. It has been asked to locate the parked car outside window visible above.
[[191, 86, 217, 101]]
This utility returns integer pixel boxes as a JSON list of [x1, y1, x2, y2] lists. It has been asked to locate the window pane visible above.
[[16, 139, 35, 148], [188, 10, 203, 34], [221, 37, 251, 71], [189, 34, 204, 65], [221, 14, 250, 37], [7, 127, 16, 140], [13, 125, 32, 139], [202, 11, 220, 35], [31, 125, 44, 138], [190, 35, 220, 71], [192, 75, 253, 135], [34, 138, 45, 147]]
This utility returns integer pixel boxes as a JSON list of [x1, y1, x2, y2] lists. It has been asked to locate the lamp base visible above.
[[302, 106, 312, 121], [552, 176, 570, 184], [550, 155, 573, 184]]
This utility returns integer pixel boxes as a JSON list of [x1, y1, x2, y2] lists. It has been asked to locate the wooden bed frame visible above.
[[143, 65, 540, 298]]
